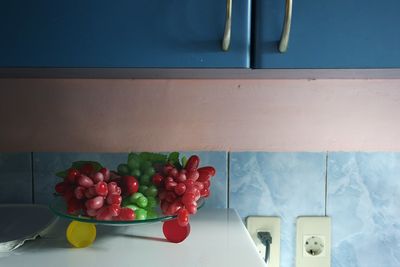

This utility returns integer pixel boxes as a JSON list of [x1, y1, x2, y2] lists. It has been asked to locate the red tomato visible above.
[[121, 176, 139, 196], [152, 173, 164, 186], [66, 168, 79, 184], [177, 208, 190, 227], [185, 155, 200, 171], [80, 164, 94, 176], [163, 218, 190, 243], [197, 166, 216, 182]]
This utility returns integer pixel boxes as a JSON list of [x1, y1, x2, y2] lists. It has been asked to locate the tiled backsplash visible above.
[[0, 153, 32, 203], [327, 153, 400, 267], [230, 152, 326, 267], [1, 151, 399, 267]]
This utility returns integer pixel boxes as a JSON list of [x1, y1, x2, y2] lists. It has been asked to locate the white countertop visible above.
[[0, 208, 265, 267]]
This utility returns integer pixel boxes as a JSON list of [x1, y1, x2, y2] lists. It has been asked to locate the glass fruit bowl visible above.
[[49, 196, 205, 226]]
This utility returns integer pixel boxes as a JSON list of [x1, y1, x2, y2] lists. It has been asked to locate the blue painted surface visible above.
[[229, 152, 326, 267], [253, 0, 400, 68], [0, 0, 250, 68], [0, 153, 32, 204], [327, 152, 400, 267], [33, 152, 227, 208]]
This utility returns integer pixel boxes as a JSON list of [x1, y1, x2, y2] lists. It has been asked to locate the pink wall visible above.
[[1, 79, 400, 152]]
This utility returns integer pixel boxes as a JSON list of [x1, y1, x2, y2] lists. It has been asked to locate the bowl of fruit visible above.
[[50, 152, 216, 246]]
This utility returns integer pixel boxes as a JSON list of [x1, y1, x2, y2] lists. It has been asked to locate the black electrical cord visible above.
[[257, 232, 272, 264]]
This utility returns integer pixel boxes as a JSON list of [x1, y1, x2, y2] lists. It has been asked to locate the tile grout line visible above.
[[227, 151, 230, 209], [31, 152, 35, 204], [325, 151, 328, 216]]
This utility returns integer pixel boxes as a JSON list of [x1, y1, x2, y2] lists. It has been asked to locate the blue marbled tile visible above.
[[327, 152, 400, 267], [180, 151, 227, 209], [0, 153, 32, 203], [230, 152, 326, 267], [33, 152, 227, 208]]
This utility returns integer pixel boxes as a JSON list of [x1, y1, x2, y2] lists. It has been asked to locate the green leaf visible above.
[[168, 152, 182, 169], [56, 170, 67, 178], [71, 161, 103, 172], [138, 152, 168, 164], [181, 156, 188, 169], [167, 152, 179, 164], [55, 161, 103, 178], [128, 153, 139, 162]]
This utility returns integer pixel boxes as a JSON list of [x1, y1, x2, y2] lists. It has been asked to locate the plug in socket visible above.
[[246, 216, 280, 267]]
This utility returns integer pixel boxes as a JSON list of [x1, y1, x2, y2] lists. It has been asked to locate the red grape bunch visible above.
[[152, 155, 216, 227], [54, 163, 135, 221]]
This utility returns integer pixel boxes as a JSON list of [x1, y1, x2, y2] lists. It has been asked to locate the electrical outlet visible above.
[[304, 235, 326, 257], [296, 217, 331, 267], [246, 216, 280, 267]]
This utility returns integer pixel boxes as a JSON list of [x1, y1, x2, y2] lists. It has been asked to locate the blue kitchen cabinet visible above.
[[0, 0, 250, 68], [253, 0, 400, 68]]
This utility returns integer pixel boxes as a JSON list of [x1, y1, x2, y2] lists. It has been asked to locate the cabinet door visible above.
[[0, 0, 250, 68], [253, 0, 400, 68]]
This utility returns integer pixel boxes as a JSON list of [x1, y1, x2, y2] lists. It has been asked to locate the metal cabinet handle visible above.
[[222, 0, 232, 51], [278, 0, 293, 53]]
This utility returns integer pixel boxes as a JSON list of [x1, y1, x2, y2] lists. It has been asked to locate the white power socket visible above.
[[246, 216, 280, 267], [296, 217, 331, 267]]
